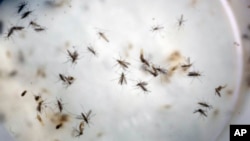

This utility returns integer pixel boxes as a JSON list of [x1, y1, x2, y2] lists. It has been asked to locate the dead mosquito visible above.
[[74, 121, 84, 137], [193, 108, 207, 117], [29, 21, 41, 28], [56, 123, 63, 129], [87, 46, 97, 56], [98, 32, 109, 42], [198, 102, 213, 110], [34, 95, 41, 102], [21, 10, 33, 19], [177, 14, 186, 29], [67, 49, 79, 64], [215, 85, 227, 97], [151, 25, 164, 32], [34, 27, 46, 32], [37, 100, 44, 113], [76, 110, 93, 126], [21, 90, 27, 97], [136, 81, 150, 93], [118, 72, 127, 85], [187, 71, 201, 77], [145, 67, 158, 77], [152, 65, 167, 75], [6, 26, 24, 38], [56, 99, 64, 113], [116, 58, 130, 70], [140, 49, 150, 67], [17, 1, 28, 14], [181, 57, 192, 70], [58, 73, 75, 86]]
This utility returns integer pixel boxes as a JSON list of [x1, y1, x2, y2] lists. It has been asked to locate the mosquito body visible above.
[[21, 10, 32, 19], [198, 102, 213, 110], [181, 57, 192, 70], [116, 59, 130, 70], [6, 26, 24, 38], [177, 14, 186, 28], [76, 110, 92, 125], [193, 108, 207, 117], [98, 32, 109, 42], [17, 1, 28, 14], [140, 49, 150, 67], [87, 46, 97, 56], [21, 90, 27, 97], [136, 81, 150, 93], [118, 72, 127, 85], [215, 85, 227, 97], [67, 49, 79, 64]]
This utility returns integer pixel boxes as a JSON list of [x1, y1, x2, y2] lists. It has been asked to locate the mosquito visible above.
[[118, 72, 127, 85], [74, 121, 84, 137], [98, 32, 109, 42], [181, 57, 192, 70], [34, 95, 41, 102], [177, 14, 186, 29], [21, 10, 32, 19], [17, 1, 28, 14], [198, 102, 213, 110], [56, 99, 63, 113], [56, 123, 63, 129], [34, 27, 45, 32], [151, 25, 164, 32], [67, 49, 79, 64], [193, 108, 207, 117], [215, 85, 227, 97], [37, 100, 44, 113], [76, 110, 93, 126], [6, 26, 24, 38], [187, 71, 201, 77], [140, 49, 150, 67], [116, 58, 130, 70], [136, 81, 150, 93], [29, 21, 41, 28], [145, 67, 158, 77], [153, 65, 167, 75], [21, 90, 27, 97], [87, 46, 97, 56]]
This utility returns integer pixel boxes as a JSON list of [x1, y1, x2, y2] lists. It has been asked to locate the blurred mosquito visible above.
[[193, 108, 207, 117], [21, 90, 27, 97], [136, 81, 150, 93], [67, 48, 79, 64], [59, 73, 75, 86], [177, 14, 186, 29], [98, 32, 109, 42], [87, 46, 98, 56], [21, 10, 33, 19], [152, 65, 167, 75], [56, 98, 64, 113], [17, 1, 28, 14], [118, 72, 127, 85], [73, 121, 84, 137], [76, 110, 93, 126], [116, 58, 130, 70], [181, 57, 193, 71], [140, 49, 150, 67], [198, 102, 213, 110], [151, 25, 164, 33], [215, 85, 227, 97], [6, 26, 24, 38]]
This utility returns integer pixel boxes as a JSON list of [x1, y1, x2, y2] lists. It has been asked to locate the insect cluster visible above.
[[0, 0, 237, 141]]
